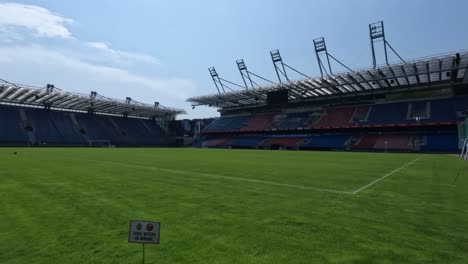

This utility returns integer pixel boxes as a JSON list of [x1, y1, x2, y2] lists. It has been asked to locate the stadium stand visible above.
[[260, 136, 306, 150], [194, 95, 468, 152], [189, 48, 468, 153], [230, 135, 266, 148], [0, 105, 172, 146], [2, 25, 468, 153], [0, 105, 29, 145], [0, 79, 184, 147], [203, 115, 248, 132], [312, 106, 356, 128], [240, 113, 275, 131], [200, 135, 233, 148], [302, 134, 351, 150]]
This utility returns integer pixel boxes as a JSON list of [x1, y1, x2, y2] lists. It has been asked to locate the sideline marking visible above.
[[46, 155, 424, 195], [351, 157, 422, 195], [59, 156, 352, 194], [102, 160, 352, 194]]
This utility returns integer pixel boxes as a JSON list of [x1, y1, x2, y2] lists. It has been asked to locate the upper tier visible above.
[[202, 96, 468, 133]]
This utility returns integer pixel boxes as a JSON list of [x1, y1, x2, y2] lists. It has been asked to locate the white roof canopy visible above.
[[0, 80, 186, 118], [187, 51, 468, 109]]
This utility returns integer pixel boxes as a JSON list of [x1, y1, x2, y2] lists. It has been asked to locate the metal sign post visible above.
[[128, 220, 160, 264], [142, 243, 145, 264]]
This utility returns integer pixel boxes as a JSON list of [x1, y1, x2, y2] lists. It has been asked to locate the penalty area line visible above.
[[351, 156, 423, 195]]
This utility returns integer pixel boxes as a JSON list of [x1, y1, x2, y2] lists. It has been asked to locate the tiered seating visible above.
[[261, 136, 304, 149], [409, 101, 429, 119], [353, 135, 411, 150], [312, 107, 355, 128], [111, 117, 166, 145], [302, 134, 350, 149], [455, 96, 468, 118], [75, 114, 117, 141], [0, 106, 28, 144], [204, 115, 248, 132], [0, 105, 168, 146], [26, 108, 86, 144], [50, 111, 87, 144], [271, 112, 309, 130], [373, 135, 410, 150], [240, 113, 275, 131], [350, 106, 370, 123], [201, 136, 233, 148], [429, 99, 456, 122], [364, 102, 408, 124], [202, 96, 468, 134], [230, 136, 265, 148], [352, 135, 378, 150], [306, 114, 322, 126]]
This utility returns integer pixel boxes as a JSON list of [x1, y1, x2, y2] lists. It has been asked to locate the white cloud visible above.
[[0, 3, 219, 118], [0, 3, 73, 39], [85, 41, 159, 65], [0, 45, 196, 111]]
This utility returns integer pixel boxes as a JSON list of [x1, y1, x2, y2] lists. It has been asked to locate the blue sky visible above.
[[0, 0, 467, 119]]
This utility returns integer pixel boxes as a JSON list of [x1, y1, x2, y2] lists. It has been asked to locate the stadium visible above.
[[1, 9, 468, 264]]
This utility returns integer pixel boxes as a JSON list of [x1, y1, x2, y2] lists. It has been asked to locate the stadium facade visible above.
[[187, 22, 468, 153]]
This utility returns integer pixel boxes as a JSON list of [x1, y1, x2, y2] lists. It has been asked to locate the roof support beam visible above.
[[0, 87, 14, 99], [366, 71, 383, 89], [297, 82, 318, 97], [426, 61, 431, 84], [25, 90, 48, 103], [345, 74, 367, 91], [7, 88, 27, 100], [400, 65, 411, 86], [16, 90, 36, 102], [377, 69, 392, 88], [354, 72, 374, 90], [413, 63, 421, 85], [56, 96, 82, 107], [387, 66, 401, 87], [463, 64, 468, 83], [439, 59, 443, 81]]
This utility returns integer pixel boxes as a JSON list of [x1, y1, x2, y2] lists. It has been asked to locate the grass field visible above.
[[0, 148, 467, 263]]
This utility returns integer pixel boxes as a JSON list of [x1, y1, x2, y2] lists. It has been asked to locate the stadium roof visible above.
[[187, 51, 468, 109], [0, 79, 186, 118]]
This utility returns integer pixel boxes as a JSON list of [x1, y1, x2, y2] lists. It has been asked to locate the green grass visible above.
[[0, 148, 467, 263]]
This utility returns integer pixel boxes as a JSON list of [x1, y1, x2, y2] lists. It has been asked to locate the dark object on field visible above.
[[13, 152, 17, 155]]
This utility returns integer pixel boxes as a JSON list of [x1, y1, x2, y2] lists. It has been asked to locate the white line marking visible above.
[[351, 156, 422, 195], [47, 155, 425, 195], [69, 158, 351, 194]]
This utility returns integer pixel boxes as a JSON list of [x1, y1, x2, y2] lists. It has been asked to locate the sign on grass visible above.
[[128, 220, 160, 244]]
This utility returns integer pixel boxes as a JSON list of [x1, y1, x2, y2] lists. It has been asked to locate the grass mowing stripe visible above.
[[1, 149, 467, 263], [351, 156, 422, 195]]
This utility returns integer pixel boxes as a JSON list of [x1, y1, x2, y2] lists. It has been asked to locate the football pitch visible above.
[[0, 148, 467, 263]]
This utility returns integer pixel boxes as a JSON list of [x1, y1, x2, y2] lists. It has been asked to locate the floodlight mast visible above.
[[269, 49, 310, 83], [313, 37, 352, 77], [208, 67, 244, 94], [235, 59, 276, 89], [236, 59, 254, 89], [270, 50, 289, 84], [209, 67, 224, 94], [369, 21, 405, 68], [314, 37, 332, 76]]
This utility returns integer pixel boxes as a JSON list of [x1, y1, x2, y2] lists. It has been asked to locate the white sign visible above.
[[128, 220, 160, 244]]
